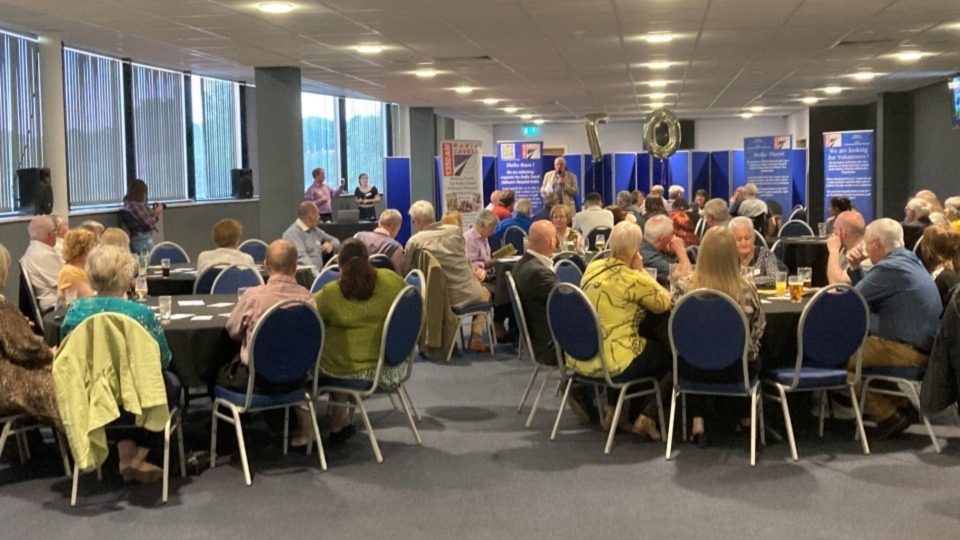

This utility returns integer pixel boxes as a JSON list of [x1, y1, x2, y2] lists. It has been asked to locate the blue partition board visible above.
[[732, 150, 745, 189], [482, 155, 496, 205], [612, 153, 637, 201], [583, 156, 601, 202], [652, 151, 690, 193], [791, 149, 807, 207], [709, 151, 731, 200], [564, 154, 584, 211], [600, 154, 614, 204], [636, 152, 651, 194], [385, 157, 412, 245], [691, 151, 710, 196]]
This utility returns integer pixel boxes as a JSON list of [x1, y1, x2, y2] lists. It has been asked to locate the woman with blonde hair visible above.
[[440, 210, 463, 229], [57, 228, 96, 301], [100, 227, 131, 250], [672, 227, 766, 447], [551, 204, 582, 253]]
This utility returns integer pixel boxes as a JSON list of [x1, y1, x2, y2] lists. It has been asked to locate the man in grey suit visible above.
[[283, 201, 341, 270], [540, 156, 578, 217]]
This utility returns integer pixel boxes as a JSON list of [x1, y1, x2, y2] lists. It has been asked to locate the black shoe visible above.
[[876, 408, 917, 440], [325, 424, 357, 446], [691, 433, 707, 449], [568, 386, 599, 426]]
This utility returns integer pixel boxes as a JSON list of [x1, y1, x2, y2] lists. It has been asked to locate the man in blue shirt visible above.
[[848, 218, 942, 438], [494, 198, 534, 238]]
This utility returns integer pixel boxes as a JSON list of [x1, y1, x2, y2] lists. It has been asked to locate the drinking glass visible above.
[[775, 271, 788, 298], [158, 296, 172, 324], [788, 275, 803, 303], [644, 267, 657, 281], [135, 276, 148, 300], [668, 263, 678, 291], [138, 253, 149, 275], [594, 234, 606, 251], [65, 289, 77, 306], [161, 258, 171, 278], [817, 222, 827, 237], [237, 287, 249, 300], [798, 266, 813, 289], [740, 266, 754, 285]]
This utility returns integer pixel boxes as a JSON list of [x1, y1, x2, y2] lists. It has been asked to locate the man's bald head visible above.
[[835, 210, 866, 248], [527, 219, 557, 256], [265, 239, 298, 276]]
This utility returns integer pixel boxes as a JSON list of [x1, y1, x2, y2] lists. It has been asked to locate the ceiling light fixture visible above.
[[647, 61, 672, 70], [355, 45, 383, 54], [533, 119, 545, 125], [749, 106, 764, 113], [801, 96, 819, 105], [648, 80, 668, 88], [503, 107, 518, 114], [897, 51, 923, 62], [649, 92, 667, 100], [740, 113, 754, 119], [852, 71, 876, 81], [824, 86, 843, 95], [454, 86, 474, 94], [644, 33, 674, 44], [415, 69, 437, 78], [650, 102, 665, 109], [258, 3, 293, 14], [481, 98, 500, 105], [519, 113, 533, 120]]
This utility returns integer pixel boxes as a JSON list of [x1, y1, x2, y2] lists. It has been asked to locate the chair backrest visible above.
[[792, 284, 869, 385], [238, 239, 268, 263], [322, 254, 339, 270], [751, 212, 768, 234], [669, 289, 751, 393], [551, 251, 586, 271], [694, 216, 706, 238], [753, 229, 768, 249], [779, 220, 813, 238], [211, 265, 265, 294], [404, 269, 425, 299], [505, 272, 537, 363], [311, 266, 340, 293], [770, 239, 784, 261], [17, 260, 44, 332], [586, 226, 612, 250], [369, 254, 396, 272], [194, 265, 227, 294], [913, 237, 922, 254], [787, 206, 805, 222], [149, 242, 190, 265], [503, 226, 527, 254], [685, 245, 699, 264], [380, 286, 423, 371], [592, 249, 611, 261], [547, 284, 613, 382], [248, 300, 323, 402], [552, 259, 583, 286]]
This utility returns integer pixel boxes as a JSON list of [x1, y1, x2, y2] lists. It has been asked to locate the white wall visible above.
[[694, 117, 790, 151], [492, 121, 644, 155], [786, 109, 810, 148], [453, 119, 495, 153]]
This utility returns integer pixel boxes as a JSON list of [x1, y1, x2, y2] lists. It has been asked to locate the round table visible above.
[[145, 263, 315, 297], [758, 290, 812, 369], [43, 294, 240, 388]]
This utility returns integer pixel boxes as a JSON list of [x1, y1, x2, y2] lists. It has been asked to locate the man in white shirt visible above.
[[21, 215, 64, 312], [196, 218, 256, 274], [282, 201, 341, 271], [736, 183, 769, 218], [572, 192, 614, 240]]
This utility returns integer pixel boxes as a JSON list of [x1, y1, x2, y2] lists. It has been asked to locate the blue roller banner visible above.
[[823, 130, 874, 222], [709, 151, 731, 200], [385, 156, 412, 244], [744, 136, 794, 214], [497, 140, 544, 212]]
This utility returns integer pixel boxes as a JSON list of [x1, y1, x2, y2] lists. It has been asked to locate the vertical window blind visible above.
[[345, 98, 386, 191], [0, 33, 42, 214], [301, 92, 340, 189], [63, 49, 126, 208], [131, 64, 187, 202], [192, 76, 241, 200]]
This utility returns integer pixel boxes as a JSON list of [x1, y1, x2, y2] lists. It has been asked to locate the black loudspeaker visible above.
[[231, 168, 254, 199], [16, 168, 53, 215]]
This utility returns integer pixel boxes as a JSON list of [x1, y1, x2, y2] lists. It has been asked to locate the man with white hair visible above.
[[665, 185, 685, 213], [403, 200, 494, 352], [484, 190, 501, 212], [736, 183, 768, 218], [21, 215, 63, 312], [702, 198, 730, 230], [284, 201, 341, 270], [945, 196, 960, 234], [638, 214, 692, 281], [354, 208, 405, 272], [846, 218, 942, 439], [540, 156, 579, 217], [902, 197, 933, 251], [493, 198, 534, 238]]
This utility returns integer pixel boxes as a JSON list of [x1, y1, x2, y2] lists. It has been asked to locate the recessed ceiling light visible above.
[[503, 107, 518, 114], [415, 69, 437, 78], [532, 119, 545, 125], [647, 61, 672, 70], [749, 106, 764, 113], [355, 45, 383, 54], [648, 80, 668, 88], [454, 86, 474, 94], [852, 71, 876, 81], [649, 92, 666, 100], [650, 102, 665, 109], [258, 3, 293, 14], [824, 86, 843, 95], [519, 113, 533, 120], [481, 98, 500, 105], [801, 96, 819, 105], [740, 113, 754, 119], [644, 33, 674, 44], [897, 51, 924, 62]]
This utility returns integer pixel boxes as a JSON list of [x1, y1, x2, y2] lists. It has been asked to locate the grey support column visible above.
[[254, 67, 303, 240], [409, 107, 437, 214], [38, 33, 68, 217]]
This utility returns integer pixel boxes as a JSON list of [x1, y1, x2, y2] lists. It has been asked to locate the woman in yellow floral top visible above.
[[671, 226, 766, 447], [578, 221, 671, 439]]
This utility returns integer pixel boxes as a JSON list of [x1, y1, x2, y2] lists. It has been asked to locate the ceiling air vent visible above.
[[431, 55, 498, 65], [830, 38, 893, 49]]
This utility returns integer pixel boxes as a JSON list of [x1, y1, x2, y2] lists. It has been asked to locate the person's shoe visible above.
[[467, 338, 490, 353], [325, 424, 357, 447], [567, 387, 597, 425], [875, 408, 918, 440], [600, 406, 632, 432], [632, 415, 662, 441], [121, 460, 164, 484], [690, 432, 707, 449]]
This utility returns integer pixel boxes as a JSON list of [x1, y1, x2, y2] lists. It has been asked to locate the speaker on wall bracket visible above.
[[16, 167, 53, 215], [231, 168, 254, 199]]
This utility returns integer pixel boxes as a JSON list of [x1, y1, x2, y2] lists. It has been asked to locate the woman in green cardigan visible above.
[[315, 238, 407, 444]]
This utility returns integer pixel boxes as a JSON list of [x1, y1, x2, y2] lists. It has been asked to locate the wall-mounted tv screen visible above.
[[953, 76, 960, 129]]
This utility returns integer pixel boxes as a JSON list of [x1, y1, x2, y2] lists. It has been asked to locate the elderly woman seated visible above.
[[728, 216, 779, 288], [61, 245, 173, 483], [100, 227, 131, 250], [314, 239, 408, 445], [579, 221, 671, 440], [920, 224, 960, 310], [57, 228, 97, 302], [196, 218, 256, 274]]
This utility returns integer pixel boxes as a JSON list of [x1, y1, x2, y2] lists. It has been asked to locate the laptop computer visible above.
[[336, 209, 360, 223]]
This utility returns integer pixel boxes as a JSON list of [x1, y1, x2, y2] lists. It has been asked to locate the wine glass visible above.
[[135, 276, 148, 301]]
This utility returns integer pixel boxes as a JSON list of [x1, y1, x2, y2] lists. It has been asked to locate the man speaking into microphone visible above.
[[540, 157, 578, 217]]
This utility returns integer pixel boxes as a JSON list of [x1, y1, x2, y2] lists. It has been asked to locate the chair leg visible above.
[[445, 327, 458, 362], [163, 416, 172, 503], [776, 385, 798, 462], [57, 431, 71, 477], [516, 334, 524, 362], [750, 388, 759, 466], [400, 384, 421, 422], [387, 392, 400, 411], [818, 390, 827, 438], [396, 390, 422, 445], [210, 403, 219, 469], [70, 463, 80, 507], [0, 421, 12, 465], [855, 379, 871, 442], [517, 368, 539, 414], [653, 382, 666, 441], [604, 388, 627, 455], [487, 310, 497, 355], [666, 389, 678, 461], [681, 393, 688, 442], [16, 431, 28, 463], [759, 396, 766, 447], [282, 407, 290, 456], [905, 382, 941, 454], [550, 379, 573, 441], [306, 400, 327, 471], [849, 385, 870, 455], [354, 398, 383, 464], [525, 371, 551, 429], [177, 419, 187, 478], [230, 407, 252, 486]]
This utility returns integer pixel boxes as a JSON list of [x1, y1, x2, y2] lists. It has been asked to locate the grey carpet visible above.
[[2, 345, 960, 539]]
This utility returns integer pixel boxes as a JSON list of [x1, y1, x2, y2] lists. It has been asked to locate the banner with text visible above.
[[440, 140, 484, 229], [744, 136, 794, 214], [823, 130, 874, 223], [497, 141, 544, 213]]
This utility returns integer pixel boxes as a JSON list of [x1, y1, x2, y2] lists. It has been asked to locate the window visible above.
[[0, 32, 42, 214], [301, 92, 339, 189], [192, 76, 241, 200], [131, 64, 187, 202], [63, 49, 126, 209], [345, 98, 386, 191]]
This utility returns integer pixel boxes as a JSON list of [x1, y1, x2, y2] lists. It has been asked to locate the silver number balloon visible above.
[[584, 113, 608, 163], [644, 109, 681, 159]]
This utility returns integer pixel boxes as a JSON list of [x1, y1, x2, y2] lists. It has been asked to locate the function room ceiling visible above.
[[0, 0, 958, 122]]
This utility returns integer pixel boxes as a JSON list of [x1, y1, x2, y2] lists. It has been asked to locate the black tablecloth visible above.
[[779, 237, 829, 287], [758, 291, 811, 369], [318, 221, 377, 241], [146, 263, 314, 296], [44, 294, 240, 388]]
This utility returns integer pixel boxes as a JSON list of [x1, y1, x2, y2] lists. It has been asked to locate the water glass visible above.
[[138, 253, 149, 274], [237, 287, 249, 300], [158, 296, 172, 324], [668, 263, 678, 290], [798, 266, 813, 289], [817, 222, 827, 237], [740, 266, 754, 285]]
